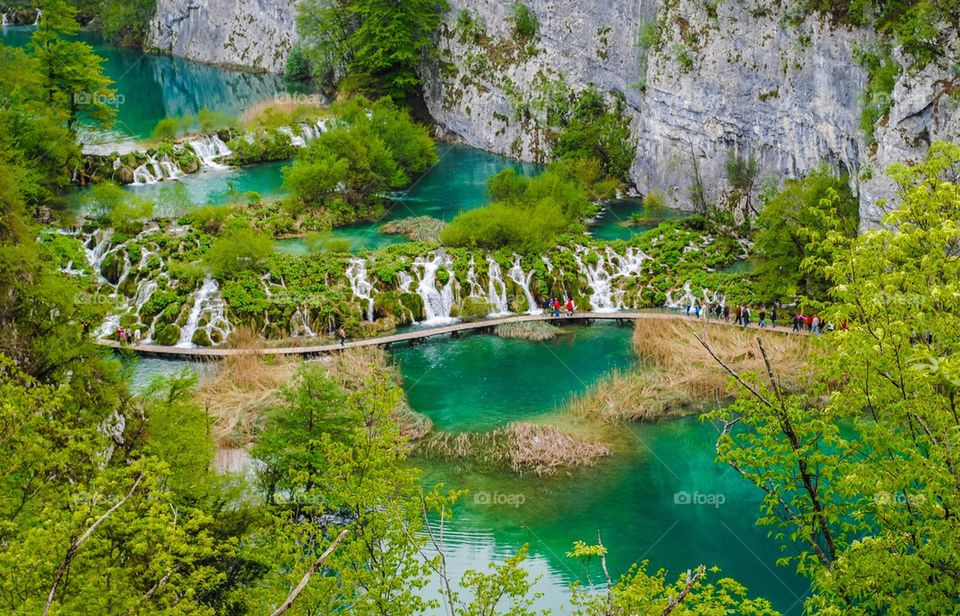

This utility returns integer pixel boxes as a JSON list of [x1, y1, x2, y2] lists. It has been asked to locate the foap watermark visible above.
[[74, 291, 122, 307], [473, 490, 526, 508], [674, 490, 725, 508], [874, 491, 926, 508], [73, 91, 125, 108], [273, 92, 326, 106]]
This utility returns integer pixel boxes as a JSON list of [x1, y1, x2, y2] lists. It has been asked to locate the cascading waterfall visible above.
[[299, 119, 327, 142], [176, 278, 231, 347], [412, 253, 457, 324], [1, 13, 7, 26], [132, 155, 181, 185], [573, 246, 650, 312], [189, 134, 232, 169], [345, 259, 376, 322], [278, 126, 305, 147], [507, 255, 541, 315], [290, 307, 316, 337], [33, 9, 41, 24], [397, 271, 414, 293], [665, 281, 699, 312], [486, 257, 511, 315]]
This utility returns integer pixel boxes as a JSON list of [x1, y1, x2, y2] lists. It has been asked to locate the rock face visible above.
[[146, 0, 298, 74], [421, 0, 959, 226], [146, 0, 959, 226]]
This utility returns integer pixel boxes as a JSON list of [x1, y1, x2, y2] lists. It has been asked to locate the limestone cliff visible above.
[[147, 0, 298, 74], [146, 0, 959, 226]]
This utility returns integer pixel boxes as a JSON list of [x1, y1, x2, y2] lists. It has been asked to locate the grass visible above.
[[380, 216, 445, 242], [199, 328, 299, 447], [416, 422, 610, 476], [566, 319, 815, 423], [493, 321, 561, 340]]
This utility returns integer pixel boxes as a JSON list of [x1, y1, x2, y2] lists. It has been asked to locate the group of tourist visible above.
[[684, 302, 845, 334], [115, 326, 142, 345], [543, 297, 576, 317]]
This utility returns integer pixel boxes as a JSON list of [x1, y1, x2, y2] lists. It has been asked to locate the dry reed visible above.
[[566, 319, 815, 423], [417, 422, 611, 476], [494, 321, 561, 341]]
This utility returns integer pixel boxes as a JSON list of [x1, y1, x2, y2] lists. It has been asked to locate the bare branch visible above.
[[661, 565, 706, 616], [44, 472, 145, 616], [270, 528, 350, 616]]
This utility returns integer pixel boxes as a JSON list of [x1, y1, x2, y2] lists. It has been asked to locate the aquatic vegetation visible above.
[[380, 216, 446, 242], [416, 422, 611, 476], [566, 318, 815, 423], [493, 320, 560, 340]]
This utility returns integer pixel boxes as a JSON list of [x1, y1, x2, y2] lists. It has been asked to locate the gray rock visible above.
[[147, 0, 298, 74]]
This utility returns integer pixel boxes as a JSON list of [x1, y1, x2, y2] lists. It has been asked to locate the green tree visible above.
[[29, 0, 117, 131], [551, 87, 635, 184], [295, 0, 449, 98], [707, 141, 960, 612], [205, 224, 273, 277], [752, 167, 858, 302]]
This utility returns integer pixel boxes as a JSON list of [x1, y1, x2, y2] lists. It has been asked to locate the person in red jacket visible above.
[[553, 298, 561, 318], [566, 298, 574, 316]]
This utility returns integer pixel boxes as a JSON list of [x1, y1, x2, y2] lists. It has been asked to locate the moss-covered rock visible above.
[[460, 296, 492, 322], [192, 329, 213, 347], [155, 323, 181, 346]]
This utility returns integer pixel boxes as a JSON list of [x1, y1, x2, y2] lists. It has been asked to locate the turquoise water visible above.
[[392, 324, 635, 432], [392, 325, 808, 614], [1, 27, 286, 140], [65, 162, 289, 216], [288, 143, 542, 252], [589, 198, 687, 241]]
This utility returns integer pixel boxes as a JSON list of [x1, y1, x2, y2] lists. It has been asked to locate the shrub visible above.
[[511, 2, 539, 39], [637, 18, 660, 50], [285, 43, 313, 82], [643, 190, 667, 214]]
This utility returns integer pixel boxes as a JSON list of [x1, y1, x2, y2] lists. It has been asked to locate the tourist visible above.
[[734, 305, 742, 325], [811, 315, 820, 334], [805, 314, 814, 332], [566, 298, 575, 316], [338, 326, 347, 346], [543, 298, 552, 312], [134, 329, 141, 343], [743, 306, 751, 327], [793, 312, 803, 332], [759, 308, 767, 328], [553, 298, 561, 318], [771, 306, 778, 327], [723, 304, 730, 321], [118, 327, 127, 344], [694, 304, 701, 318]]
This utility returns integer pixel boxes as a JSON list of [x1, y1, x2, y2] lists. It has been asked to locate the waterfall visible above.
[[176, 278, 231, 347], [665, 281, 698, 312], [574, 246, 650, 312], [278, 126, 305, 148], [290, 307, 316, 336], [33, 9, 41, 24], [131, 154, 180, 185], [1, 13, 7, 26], [345, 259, 376, 322], [486, 257, 511, 315], [84, 228, 114, 279], [507, 255, 541, 315], [397, 271, 414, 293], [412, 253, 457, 325], [465, 257, 484, 297], [94, 313, 122, 340], [112, 156, 121, 170], [189, 134, 232, 169]]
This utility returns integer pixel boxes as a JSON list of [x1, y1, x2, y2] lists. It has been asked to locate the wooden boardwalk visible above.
[[96, 311, 802, 360]]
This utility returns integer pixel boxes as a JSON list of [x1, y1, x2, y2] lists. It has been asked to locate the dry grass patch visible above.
[[417, 422, 611, 476], [494, 321, 561, 341], [567, 319, 815, 423]]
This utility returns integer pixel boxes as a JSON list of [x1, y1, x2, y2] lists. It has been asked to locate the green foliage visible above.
[[511, 2, 539, 40], [454, 8, 487, 43], [441, 162, 597, 251], [205, 224, 273, 277], [285, 97, 437, 221], [73, 0, 157, 45], [858, 49, 901, 144], [284, 43, 313, 82], [295, 0, 449, 98], [197, 108, 236, 133], [674, 43, 694, 71], [551, 87, 635, 184], [150, 116, 191, 141], [710, 142, 960, 612], [637, 18, 660, 50], [30, 0, 117, 132], [643, 190, 667, 215], [752, 166, 858, 302]]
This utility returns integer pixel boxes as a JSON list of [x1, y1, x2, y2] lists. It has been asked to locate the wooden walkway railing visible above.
[[95, 311, 802, 360]]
